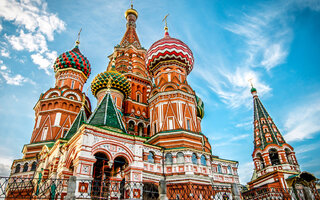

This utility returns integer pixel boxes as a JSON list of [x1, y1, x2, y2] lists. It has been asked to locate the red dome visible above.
[[146, 32, 194, 74]]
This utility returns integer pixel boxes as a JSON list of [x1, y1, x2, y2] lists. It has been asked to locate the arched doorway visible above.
[[92, 152, 111, 198]]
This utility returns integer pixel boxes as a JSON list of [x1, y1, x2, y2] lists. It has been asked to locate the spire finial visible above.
[[75, 28, 82, 47], [131, 0, 133, 9], [162, 14, 169, 35], [248, 78, 254, 88], [249, 78, 257, 95]]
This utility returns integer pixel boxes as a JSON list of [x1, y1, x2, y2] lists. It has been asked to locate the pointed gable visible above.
[[120, 26, 141, 48], [64, 108, 87, 140], [88, 93, 126, 133]]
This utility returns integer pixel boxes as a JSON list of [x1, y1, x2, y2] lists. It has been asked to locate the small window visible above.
[[41, 127, 48, 141], [192, 153, 197, 165], [31, 162, 37, 171], [154, 122, 157, 134], [61, 80, 64, 87], [217, 164, 222, 173], [165, 153, 173, 164], [137, 94, 141, 102], [201, 155, 206, 166], [186, 119, 191, 130], [168, 73, 171, 82], [179, 75, 181, 82], [176, 152, 185, 164], [71, 80, 75, 89], [23, 163, 28, 172], [15, 164, 21, 173], [148, 152, 154, 163], [168, 118, 174, 130], [128, 121, 135, 131], [227, 166, 232, 174]]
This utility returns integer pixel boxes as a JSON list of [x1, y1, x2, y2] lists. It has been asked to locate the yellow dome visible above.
[[125, 5, 138, 19]]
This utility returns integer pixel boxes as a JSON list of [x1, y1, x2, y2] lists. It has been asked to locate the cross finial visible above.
[[248, 78, 254, 88], [75, 28, 82, 46], [130, 0, 133, 8], [162, 14, 169, 32]]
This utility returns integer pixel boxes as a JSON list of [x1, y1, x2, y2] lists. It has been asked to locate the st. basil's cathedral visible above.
[[8, 4, 318, 200]]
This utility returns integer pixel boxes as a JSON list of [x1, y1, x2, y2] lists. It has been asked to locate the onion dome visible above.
[[91, 66, 131, 97], [53, 45, 91, 78], [196, 95, 205, 119], [125, 4, 138, 19], [146, 30, 194, 75]]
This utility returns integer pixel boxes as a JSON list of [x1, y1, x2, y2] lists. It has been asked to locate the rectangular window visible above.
[[168, 118, 173, 130], [71, 80, 75, 89], [41, 127, 48, 141], [54, 113, 61, 126], [36, 115, 42, 128], [137, 94, 140, 102], [154, 122, 157, 134], [187, 119, 191, 130], [168, 73, 171, 82], [179, 74, 181, 82], [61, 79, 64, 87]]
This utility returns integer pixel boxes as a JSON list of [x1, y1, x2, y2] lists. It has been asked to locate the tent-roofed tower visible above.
[[249, 87, 300, 189], [106, 4, 152, 137]]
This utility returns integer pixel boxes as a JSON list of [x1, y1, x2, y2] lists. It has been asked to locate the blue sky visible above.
[[0, 0, 320, 184]]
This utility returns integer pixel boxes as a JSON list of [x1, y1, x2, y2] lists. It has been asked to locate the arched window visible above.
[[148, 152, 154, 163], [136, 93, 141, 102], [15, 164, 21, 173], [128, 121, 135, 131], [217, 164, 222, 173], [285, 149, 293, 164], [269, 148, 280, 165], [147, 125, 150, 137], [23, 163, 29, 172], [176, 152, 185, 164], [201, 155, 206, 166], [138, 123, 144, 136], [192, 153, 197, 165], [165, 153, 173, 164], [31, 162, 37, 171], [257, 153, 265, 169], [227, 166, 232, 174]]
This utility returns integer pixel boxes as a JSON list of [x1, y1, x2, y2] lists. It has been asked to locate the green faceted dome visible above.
[[251, 87, 257, 93], [196, 95, 204, 119], [91, 67, 131, 97], [53, 46, 91, 78]]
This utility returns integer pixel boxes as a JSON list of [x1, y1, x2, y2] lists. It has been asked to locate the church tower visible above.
[[24, 39, 92, 159], [249, 87, 300, 188]]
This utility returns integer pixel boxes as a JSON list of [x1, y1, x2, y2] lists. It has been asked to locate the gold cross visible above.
[[130, 0, 133, 8], [162, 14, 169, 28]]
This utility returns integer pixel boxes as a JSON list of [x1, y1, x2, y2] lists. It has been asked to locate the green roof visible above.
[[64, 108, 87, 140], [87, 92, 127, 133]]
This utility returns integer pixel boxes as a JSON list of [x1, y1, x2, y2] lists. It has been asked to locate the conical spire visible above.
[[64, 107, 87, 140], [120, 4, 141, 48], [252, 88, 286, 150], [87, 92, 127, 133]]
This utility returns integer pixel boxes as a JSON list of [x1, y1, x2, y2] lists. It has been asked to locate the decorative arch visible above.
[[44, 90, 60, 99], [63, 91, 81, 101], [161, 83, 178, 92], [91, 140, 134, 163]]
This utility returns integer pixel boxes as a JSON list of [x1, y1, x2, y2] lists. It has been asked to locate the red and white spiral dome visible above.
[[146, 31, 194, 75]]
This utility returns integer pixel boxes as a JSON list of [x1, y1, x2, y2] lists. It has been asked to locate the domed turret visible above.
[[54, 44, 91, 78], [146, 30, 194, 75], [91, 66, 131, 98]]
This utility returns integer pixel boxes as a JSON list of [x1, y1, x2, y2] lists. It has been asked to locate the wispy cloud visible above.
[[0, 0, 65, 74], [284, 94, 320, 142], [0, 49, 10, 58], [0, 64, 35, 86], [238, 161, 254, 184]]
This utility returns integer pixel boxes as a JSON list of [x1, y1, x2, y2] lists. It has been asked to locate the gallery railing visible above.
[[0, 176, 67, 199], [76, 179, 159, 200], [166, 183, 232, 200], [242, 186, 320, 200]]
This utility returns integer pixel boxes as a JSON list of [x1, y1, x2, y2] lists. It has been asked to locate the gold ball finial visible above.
[[125, 2, 138, 19]]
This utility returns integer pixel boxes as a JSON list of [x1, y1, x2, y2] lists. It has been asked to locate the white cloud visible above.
[[0, 0, 65, 40], [284, 95, 320, 142], [195, 66, 271, 108], [0, 0, 66, 74], [6, 30, 48, 53], [0, 23, 2, 32], [0, 155, 13, 176], [0, 64, 35, 86], [0, 49, 10, 58], [31, 51, 57, 74]]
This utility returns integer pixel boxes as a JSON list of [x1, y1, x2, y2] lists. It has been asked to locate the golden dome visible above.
[[125, 5, 138, 19]]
